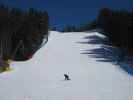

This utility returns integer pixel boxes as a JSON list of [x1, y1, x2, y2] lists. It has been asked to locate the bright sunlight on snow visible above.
[[0, 31, 133, 100]]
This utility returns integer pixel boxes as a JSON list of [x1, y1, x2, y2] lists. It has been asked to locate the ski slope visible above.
[[0, 31, 133, 100]]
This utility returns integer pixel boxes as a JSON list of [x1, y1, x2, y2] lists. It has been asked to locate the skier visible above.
[[64, 74, 70, 80]]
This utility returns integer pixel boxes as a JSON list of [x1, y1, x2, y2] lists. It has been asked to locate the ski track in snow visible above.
[[0, 31, 133, 100]]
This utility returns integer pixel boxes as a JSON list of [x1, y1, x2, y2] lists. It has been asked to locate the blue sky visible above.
[[0, 0, 133, 29]]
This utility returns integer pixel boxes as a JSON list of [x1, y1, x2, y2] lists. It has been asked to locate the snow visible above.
[[0, 31, 133, 100]]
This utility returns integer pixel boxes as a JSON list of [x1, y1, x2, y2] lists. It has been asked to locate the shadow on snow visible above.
[[77, 35, 107, 45], [78, 34, 133, 76]]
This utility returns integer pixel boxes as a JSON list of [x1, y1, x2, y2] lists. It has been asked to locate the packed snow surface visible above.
[[0, 31, 133, 100]]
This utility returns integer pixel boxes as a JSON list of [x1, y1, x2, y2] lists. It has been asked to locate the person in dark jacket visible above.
[[64, 74, 70, 80]]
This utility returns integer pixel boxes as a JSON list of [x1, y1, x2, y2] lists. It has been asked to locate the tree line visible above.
[[0, 5, 49, 62], [58, 20, 97, 32], [97, 8, 133, 55]]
